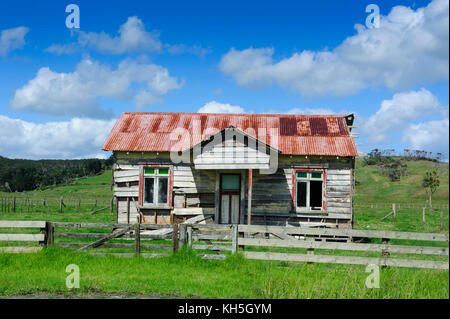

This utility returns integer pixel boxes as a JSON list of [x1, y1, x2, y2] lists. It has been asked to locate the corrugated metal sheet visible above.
[[102, 112, 358, 156]]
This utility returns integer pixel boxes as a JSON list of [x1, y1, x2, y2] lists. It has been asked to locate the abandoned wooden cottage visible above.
[[102, 112, 358, 228]]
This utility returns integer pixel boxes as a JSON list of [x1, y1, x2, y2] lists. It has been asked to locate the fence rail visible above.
[[354, 202, 449, 209], [0, 196, 115, 214], [1, 220, 448, 269], [0, 220, 48, 252]]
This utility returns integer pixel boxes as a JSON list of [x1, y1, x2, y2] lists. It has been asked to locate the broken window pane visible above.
[[310, 181, 323, 208], [144, 177, 154, 204], [296, 181, 307, 207], [158, 177, 168, 204]]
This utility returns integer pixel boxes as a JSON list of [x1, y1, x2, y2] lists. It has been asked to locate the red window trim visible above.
[[291, 168, 327, 211], [139, 164, 173, 207]]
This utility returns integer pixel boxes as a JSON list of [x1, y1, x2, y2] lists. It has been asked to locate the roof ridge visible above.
[[121, 111, 347, 117]]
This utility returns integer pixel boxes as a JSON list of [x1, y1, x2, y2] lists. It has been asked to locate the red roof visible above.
[[102, 112, 358, 156]]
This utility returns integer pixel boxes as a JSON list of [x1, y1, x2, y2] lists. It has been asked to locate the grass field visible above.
[[0, 247, 448, 299], [354, 159, 449, 204], [0, 159, 448, 298]]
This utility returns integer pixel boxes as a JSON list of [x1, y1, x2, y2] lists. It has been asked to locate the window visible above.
[[141, 166, 171, 207], [294, 170, 325, 211]]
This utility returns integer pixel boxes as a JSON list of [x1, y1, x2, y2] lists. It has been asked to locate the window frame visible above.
[[291, 168, 327, 213], [139, 164, 173, 208]]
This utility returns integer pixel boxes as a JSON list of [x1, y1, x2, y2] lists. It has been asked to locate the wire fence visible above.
[[0, 196, 114, 214], [354, 202, 449, 209]]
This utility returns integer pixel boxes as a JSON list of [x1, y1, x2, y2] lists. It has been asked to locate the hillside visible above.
[[1, 158, 448, 205], [0, 169, 113, 199], [354, 158, 449, 204], [0, 155, 113, 193]]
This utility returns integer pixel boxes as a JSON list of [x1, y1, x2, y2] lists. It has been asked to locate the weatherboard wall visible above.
[[112, 151, 354, 227]]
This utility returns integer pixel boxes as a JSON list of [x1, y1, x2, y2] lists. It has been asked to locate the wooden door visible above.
[[219, 174, 241, 224]]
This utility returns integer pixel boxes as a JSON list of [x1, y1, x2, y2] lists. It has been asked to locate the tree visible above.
[[422, 170, 440, 211]]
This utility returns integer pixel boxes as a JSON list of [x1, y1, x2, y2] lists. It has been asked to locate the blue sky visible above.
[[0, 0, 448, 159]]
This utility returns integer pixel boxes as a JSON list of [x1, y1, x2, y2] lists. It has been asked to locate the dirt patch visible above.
[[0, 293, 167, 299]]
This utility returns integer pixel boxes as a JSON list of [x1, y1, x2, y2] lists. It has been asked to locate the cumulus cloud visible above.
[[10, 58, 183, 118], [198, 101, 245, 113], [46, 16, 210, 57], [362, 88, 446, 143], [219, 0, 449, 98], [0, 116, 116, 159], [47, 16, 162, 55], [402, 119, 449, 156], [0, 26, 29, 56]]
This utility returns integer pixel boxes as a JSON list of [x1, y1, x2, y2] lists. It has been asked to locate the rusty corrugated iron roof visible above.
[[102, 112, 358, 156]]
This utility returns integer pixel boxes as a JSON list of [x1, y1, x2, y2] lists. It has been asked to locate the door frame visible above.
[[214, 170, 245, 224], [219, 173, 241, 224]]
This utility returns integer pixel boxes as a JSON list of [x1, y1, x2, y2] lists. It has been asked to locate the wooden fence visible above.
[[0, 196, 115, 214], [1, 221, 448, 269], [237, 225, 449, 270], [0, 220, 49, 252], [354, 202, 449, 209]]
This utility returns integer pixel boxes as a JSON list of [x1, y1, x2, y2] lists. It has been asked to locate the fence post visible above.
[[45, 222, 54, 247], [110, 197, 114, 214], [59, 196, 63, 213], [172, 223, 179, 252], [422, 207, 426, 225], [179, 224, 187, 249], [381, 238, 390, 268], [187, 225, 193, 247], [392, 204, 396, 220], [134, 223, 140, 256], [232, 224, 238, 254], [12, 197, 15, 213], [440, 211, 443, 231]]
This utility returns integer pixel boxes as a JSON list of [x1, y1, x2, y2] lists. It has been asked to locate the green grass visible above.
[[0, 161, 448, 298], [0, 247, 447, 299], [355, 158, 449, 204], [0, 170, 113, 199]]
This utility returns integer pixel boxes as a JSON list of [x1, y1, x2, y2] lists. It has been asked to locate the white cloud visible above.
[[283, 108, 336, 115], [362, 88, 446, 143], [198, 101, 245, 113], [212, 88, 223, 96], [46, 16, 210, 57], [402, 119, 449, 157], [219, 0, 449, 98], [47, 16, 162, 55], [0, 116, 116, 159], [165, 43, 211, 58], [10, 58, 183, 118], [358, 88, 449, 157], [0, 26, 29, 56]]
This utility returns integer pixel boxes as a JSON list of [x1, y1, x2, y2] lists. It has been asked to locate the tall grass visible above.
[[0, 247, 448, 298]]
